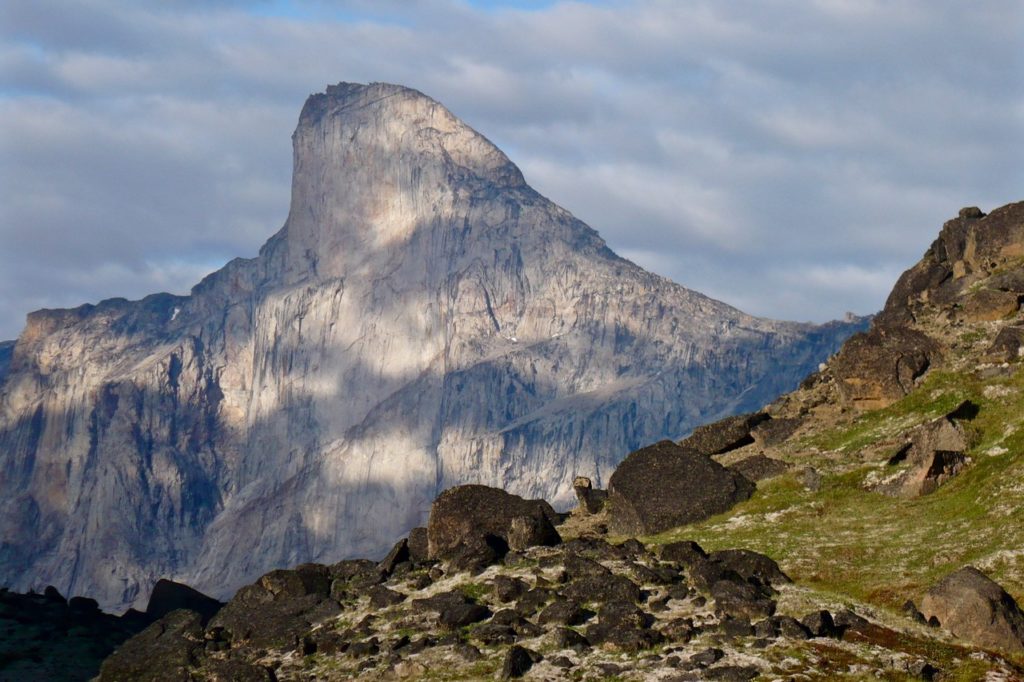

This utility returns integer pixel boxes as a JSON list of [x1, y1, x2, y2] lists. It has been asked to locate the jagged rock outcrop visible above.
[[0, 82, 864, 610]]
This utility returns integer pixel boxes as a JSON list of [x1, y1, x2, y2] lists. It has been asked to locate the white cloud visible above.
[[0, 0, 1021, 339]]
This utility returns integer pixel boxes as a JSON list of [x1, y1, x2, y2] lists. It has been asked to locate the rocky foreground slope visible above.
[[0, 82, 863, 612], [7, 202, 1024, 681]]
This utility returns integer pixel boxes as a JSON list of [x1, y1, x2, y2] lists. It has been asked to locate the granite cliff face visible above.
[[0, 83, 864, 611]]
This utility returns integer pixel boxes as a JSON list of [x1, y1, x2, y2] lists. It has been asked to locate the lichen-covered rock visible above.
[[920, 566, 1024, 653], [728, 455, 790, 481], [427, 484, 560, 566], [678, 412, 770, 456], [830, 326, 940, 409], [572, 476, 608, 514], [97, 609, 205, 681], [607, 441, 755, 535]]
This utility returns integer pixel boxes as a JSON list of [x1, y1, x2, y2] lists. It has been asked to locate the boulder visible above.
[[573, 476, 608, 514], [407, 527, 430, 562], [707, 549, 791, 587], [98, 609, 205, 681], [377, 538, 410, 575], [830, 326, 940, 410], [751, 417, 803, 446], [920, 566, 1024, 653], [728, 455, 790, 482], [427, 485, 561, 565], [960, 288, 1021, 322], [984, 326, 1024, 362], [500, 645, 540, 679], [208, 566, 341, 648], [144, 579, 222, 625], [877, 415, 969, 497], [678, 412, 770, 456], [607, 440, 755, 535]]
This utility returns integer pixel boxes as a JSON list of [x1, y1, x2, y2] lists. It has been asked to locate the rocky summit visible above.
[[0, 82, 863, 611]]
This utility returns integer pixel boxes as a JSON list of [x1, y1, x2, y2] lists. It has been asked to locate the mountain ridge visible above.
[[0, 82, 864, 612]]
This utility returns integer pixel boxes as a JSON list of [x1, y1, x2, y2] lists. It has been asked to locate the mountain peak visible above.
[[279, 81, 527, 280]]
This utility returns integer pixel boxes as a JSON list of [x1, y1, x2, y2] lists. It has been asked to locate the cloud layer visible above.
[[1, 0, 1021, 339]]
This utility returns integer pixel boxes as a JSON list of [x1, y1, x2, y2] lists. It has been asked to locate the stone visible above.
[[367, 585, 406, 608], [0, 81, 864, 612], [728, 455, 790, 482], [208, 568, 341, 649], [961, 288, 1021, 322], [750, 417, 803, 446], [439, 603, 492, 629], [492, 576, 530, 603], [97, 609, 205, 681], [427, 485, 560, 566], [501, 645, 539, 679], [830, 326, 940, 410], [920, 566, 1024, 652], [711, 579, 776, 620], [678, 412, 770, 456], [801, 466, 822, 491], [706, 549, 790, 587], [586, 601, 663, 652], [507, 514, 559, 552], [572, 476, 608, 514], [538, 599, 591, 626], [553, 627, 590, 651], [378, 539, 410, 575], [144, 579, 222, 625], [877, 416, 969, 498], [659, 540, 708, 566], [606, 441, 755, 535], [407, 527, 430, 563], [801, 610, 838, 638], [984, 326, 1024, 362]]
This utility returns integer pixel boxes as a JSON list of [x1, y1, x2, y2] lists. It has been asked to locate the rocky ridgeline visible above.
[[86, 478, 1024, 681]]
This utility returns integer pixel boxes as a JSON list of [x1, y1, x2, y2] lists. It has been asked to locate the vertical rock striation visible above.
[[0, 82, 864, 610]]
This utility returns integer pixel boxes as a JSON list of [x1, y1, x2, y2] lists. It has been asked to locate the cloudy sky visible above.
[[1, 0, 1021, 340]]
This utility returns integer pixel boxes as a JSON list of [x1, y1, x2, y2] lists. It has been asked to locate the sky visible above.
[[1, 0, 1022, 340]]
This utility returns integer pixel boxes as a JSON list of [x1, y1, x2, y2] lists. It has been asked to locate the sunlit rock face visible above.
[[0, 83, 864, 611]]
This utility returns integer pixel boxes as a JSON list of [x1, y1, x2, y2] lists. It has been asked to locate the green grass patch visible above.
[[647, 365, 1024, 614]]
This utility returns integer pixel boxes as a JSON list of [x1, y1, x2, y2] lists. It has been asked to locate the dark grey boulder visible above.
[[707, 549, 791, 587], [678, 412, 770, 456], [145, 579, 222, 625], [208, 565, 341, 649], [427, 484, 560, 567], [751, 417, 803, 446], [920, 566, 1024, 653], [501, 645, 540, 679], [728, 455, 791, 482], [98, 609, 205, 681], [659, 540, 708, 566], [407, 527, 430, 562], [607, 440, 755, 535]]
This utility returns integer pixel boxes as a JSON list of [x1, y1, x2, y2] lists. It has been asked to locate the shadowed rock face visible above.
[[0, 82, 862, 611]]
